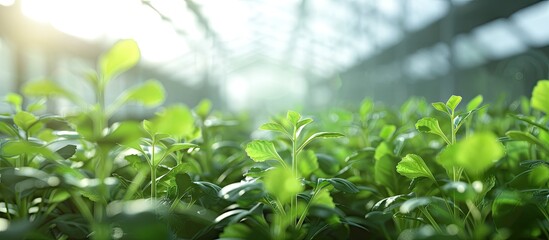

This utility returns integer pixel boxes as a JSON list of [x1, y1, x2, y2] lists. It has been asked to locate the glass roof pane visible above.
[[472, 19, 528, 60], [511, 1, 549, 47]]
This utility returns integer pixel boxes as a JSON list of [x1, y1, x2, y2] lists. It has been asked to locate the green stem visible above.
[[151, 139, 157, 199], [296, 187, 320, 229], [420, 207, 442, 233], [291, 129, 298, 226], [450, 111, 456, 145]]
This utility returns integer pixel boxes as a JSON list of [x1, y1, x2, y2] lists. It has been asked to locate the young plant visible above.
[[219, 110, 357, 239]]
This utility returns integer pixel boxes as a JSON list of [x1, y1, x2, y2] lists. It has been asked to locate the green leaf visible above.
[[125, 155, 147, 169], [220, 223, 255, 239], [5, 93, 22, 112], [296, 118, 313, 137], [374, 142, 392, 161], [415, 117, 450, 144], [245, 140, 284, 165], [379, 125, 396, 141], [259, 122, 289, 136], [264, 168, 303, 204], [118, 80, 165, 107], [0, 122, 18, 136], [23, 79, 80, 104], [359, 98, 374, 120], [507, 131, 549, 153], [2, 141, 60, 160], [438, 132, 505, 178], [311, 188, 335, 208], [297, 132, 344, 153], [431, 102, 449, 114], [531, 80, 549, 114], [528, 165, 549, 188], [375, 155, 400, 191], [99, 39, 140, 82], [396, 154, 435, 181], [492, 190, 523, 229], [149, 105, 195, 139], [297, 150, 318, 178], [194, 99, 212, 119], [399, 197, 431, 214], [318, 178, 359, 193], [219, 181, 265, 206], [287, 110, 301, 125], [466, 95, 483, 112], [14, 111, 38, 131], [442, 182, 476, 201], [445, 95, 462, 111]]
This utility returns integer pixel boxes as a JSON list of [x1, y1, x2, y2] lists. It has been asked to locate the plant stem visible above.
[[291, 127, 298, 226], [151, 139, 157, 199]]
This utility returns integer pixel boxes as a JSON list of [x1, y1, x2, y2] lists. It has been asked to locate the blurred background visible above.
[[0, 0, 548, 118]]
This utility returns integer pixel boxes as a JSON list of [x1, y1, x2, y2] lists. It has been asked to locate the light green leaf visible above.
[[297, 132, 344, 152], [466, 95, 483, 112], [374, 141, 392, 161], [259, 122, 289, 135], [194, 99, 212, 119], [528, 165, 549, 188], [5, 93, 22, 112], [431, 102, 449, 114], [506, 130, 549, 153], [297, 150, 318, 178], [311, 188, 335, 208], [379, 125, 396, 141], [296, 118, 313, 137], [415, 117, 450, 144], [150, 105, 195, 139], [118, 80, 165, 107], [438, 132, 505, 178], [245, 140, 284, 165], [264, 167, 303, 204], [287, 110, 301, 125], [14, 111, 38, 131], [446, 95, 462, 111], [359, 98, 374, 120], [2, 141, 60, 160], [0, 122, 18, 136], [396, 154, 435, 181], [99, 39, 140, 82], [531, 80, 549, 114], [23, 79, 80, 104]]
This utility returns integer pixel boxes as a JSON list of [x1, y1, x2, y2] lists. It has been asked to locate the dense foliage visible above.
[[1, 40, 549, 240]]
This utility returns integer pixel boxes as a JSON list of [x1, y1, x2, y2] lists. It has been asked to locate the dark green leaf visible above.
[[55, 144, 77, 159], [319, 178, 359, 193]]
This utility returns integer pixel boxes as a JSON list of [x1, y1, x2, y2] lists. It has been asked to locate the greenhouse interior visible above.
[[1, 0, 549, 239]]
